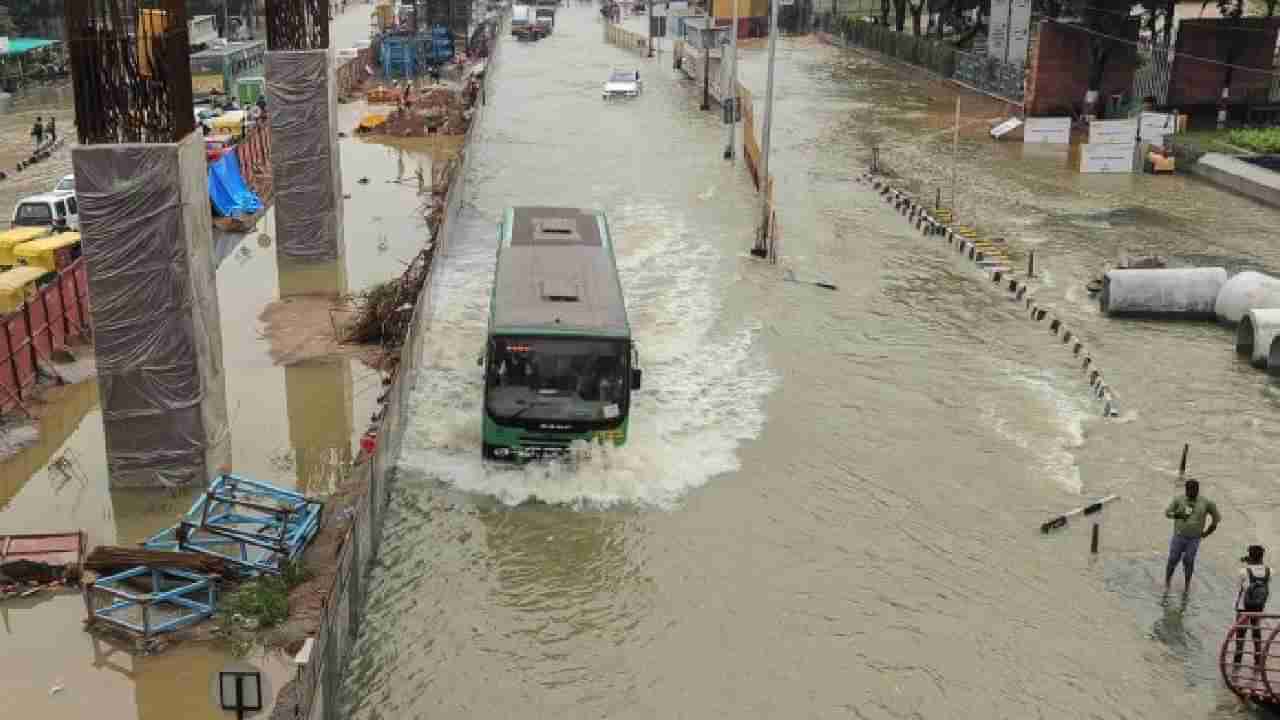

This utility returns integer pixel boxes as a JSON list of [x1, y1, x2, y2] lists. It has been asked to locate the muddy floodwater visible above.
[[339, 8, 1280, 720], [0, 6, 450, 718]]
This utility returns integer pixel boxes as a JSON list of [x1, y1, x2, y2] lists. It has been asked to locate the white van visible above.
[[11, 193, 79, 231]]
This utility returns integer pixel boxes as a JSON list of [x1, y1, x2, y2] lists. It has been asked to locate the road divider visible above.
[[858, 169, 1121, 418]]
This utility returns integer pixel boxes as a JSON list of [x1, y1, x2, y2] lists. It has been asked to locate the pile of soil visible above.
[[372, 85, 472, 137]]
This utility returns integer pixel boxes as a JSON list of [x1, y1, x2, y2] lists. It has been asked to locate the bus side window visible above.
[[67, 196, 78, 214]]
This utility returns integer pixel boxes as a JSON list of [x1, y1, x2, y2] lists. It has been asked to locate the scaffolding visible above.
[[85, 566, 215, 639], [144, 473, 324, 576]]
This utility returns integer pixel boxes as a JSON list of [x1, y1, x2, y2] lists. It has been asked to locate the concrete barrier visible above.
[[1100, 267, 1228, 318], [1236, 308, 1280, 369], [1214, 270, 1280, 325]]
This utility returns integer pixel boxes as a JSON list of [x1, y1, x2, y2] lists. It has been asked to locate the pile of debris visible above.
[[343, 244, 435, 347], [0, 531, 84, 601], [369, 84, 473, 137]]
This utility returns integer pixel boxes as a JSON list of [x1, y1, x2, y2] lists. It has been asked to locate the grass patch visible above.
[[217, 561, 311, 656], [1173, 128, 1247, 155], [1227, 127, 1280, 154]]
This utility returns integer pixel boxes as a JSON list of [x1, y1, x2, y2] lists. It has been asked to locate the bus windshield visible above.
[[486, 336, 629, 423]]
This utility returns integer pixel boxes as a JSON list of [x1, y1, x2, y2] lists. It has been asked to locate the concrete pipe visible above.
[[1100, 267, 1228, 318], [1214, 271, 1280, 325], [1235, 308, 1280, 368]]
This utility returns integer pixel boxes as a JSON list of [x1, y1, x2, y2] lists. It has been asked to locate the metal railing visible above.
[[1219, 612, 1280, 703], [0, 258, 91, 415]]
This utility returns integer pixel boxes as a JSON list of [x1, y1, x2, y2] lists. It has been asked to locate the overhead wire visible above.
[[1039, 17, 1280, 78]]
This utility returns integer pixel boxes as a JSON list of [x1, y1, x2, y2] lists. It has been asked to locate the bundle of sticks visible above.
[[84, 546, 231, 577]]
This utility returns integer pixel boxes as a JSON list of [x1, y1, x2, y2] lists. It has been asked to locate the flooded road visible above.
[[342, 9, 1280, 720], [0, 5, 442, 717]]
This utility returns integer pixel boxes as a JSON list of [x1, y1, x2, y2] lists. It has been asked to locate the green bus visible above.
[[481, 207, 642, 461]]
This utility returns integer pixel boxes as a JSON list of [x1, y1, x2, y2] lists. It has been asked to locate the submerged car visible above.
[[602, 69, 642, 99]]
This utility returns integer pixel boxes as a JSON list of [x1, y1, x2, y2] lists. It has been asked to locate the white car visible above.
[[603, 69, 642, 99], [12, 193, 79, 231]]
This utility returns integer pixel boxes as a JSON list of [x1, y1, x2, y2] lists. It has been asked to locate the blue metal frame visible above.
[[87, 566, 216, 638], [143, 473, 324, 576]]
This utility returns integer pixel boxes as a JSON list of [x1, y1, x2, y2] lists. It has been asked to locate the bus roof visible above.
[[490, 207, 630, 338]]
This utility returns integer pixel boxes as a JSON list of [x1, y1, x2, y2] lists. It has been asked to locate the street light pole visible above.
[[724, 0, 738, 162], [752, 0, 779, 259], [648, 0, 654, 56]]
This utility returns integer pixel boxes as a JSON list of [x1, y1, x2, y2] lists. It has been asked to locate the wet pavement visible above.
[[341, 9, 1280, 720], [0, 5, 446, 718]]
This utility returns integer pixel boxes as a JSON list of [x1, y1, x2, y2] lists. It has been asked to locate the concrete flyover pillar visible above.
[[74, 133, 231, 488], [266, 48, 345, 263]]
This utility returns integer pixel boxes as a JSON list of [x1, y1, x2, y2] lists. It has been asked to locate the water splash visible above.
[[399, 202, 777, 508]]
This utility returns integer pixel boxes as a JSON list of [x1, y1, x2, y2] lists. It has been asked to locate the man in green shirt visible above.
[[1164, 479, 1221, 593]]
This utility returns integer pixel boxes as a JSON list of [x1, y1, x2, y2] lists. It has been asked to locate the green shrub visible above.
[[218, 561, 311, 630], [1227, 127, 1280, 154]]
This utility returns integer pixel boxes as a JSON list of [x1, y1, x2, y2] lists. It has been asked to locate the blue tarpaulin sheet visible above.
[[207, 148, 262, 217]]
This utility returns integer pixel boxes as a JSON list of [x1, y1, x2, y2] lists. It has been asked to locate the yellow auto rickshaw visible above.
[[0, 265, 52, 313], [15, 232, 82, 273], [0, 226, 51, 267]]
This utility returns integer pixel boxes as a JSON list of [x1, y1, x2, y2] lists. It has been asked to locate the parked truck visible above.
[[511, 5, 547, 40], [533, 0, 556, 35]]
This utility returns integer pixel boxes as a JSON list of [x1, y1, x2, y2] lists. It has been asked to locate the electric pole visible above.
[[950, 95, 959, 214], [724, 0, 738, 162], [648, 0, 654, 56], [752, 0, 779, 260]]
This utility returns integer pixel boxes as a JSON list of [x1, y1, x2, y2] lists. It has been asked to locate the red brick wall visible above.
[[1168, 18, 1279, 107], [1026, 20, 1138, 117]]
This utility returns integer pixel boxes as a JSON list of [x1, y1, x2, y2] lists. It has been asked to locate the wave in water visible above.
[[980, 367, 1090, 494]]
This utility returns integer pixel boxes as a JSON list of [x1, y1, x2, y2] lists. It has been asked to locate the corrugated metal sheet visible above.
[[0, 531, 86, 568]]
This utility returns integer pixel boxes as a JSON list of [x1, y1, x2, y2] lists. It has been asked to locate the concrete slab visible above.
[[1191, 152, 1280, 208]]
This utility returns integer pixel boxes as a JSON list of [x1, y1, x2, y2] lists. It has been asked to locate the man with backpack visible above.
[[1233, 545, 1271, 670], [1164, 478, 1221, 593]]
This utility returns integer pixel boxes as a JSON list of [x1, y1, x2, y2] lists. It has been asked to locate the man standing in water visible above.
[[1164, 478, 1221, 593]]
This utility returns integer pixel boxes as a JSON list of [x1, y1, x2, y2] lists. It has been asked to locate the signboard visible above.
[[1080, 142, 1136, 173], [1139, 112, 1175, 143], [988, 0, 1009, 63], [1088, 118, 1138, 144], [1024, 117, 1071, 144], [1008, 0, 1032, 65], [987, 0, 1031, 64], [990, 117, 1023, 139]]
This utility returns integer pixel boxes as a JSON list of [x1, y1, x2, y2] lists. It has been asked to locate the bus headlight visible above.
[[494, 447, 510, 458]]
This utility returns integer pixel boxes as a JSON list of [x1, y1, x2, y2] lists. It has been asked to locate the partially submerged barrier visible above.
[[1100, 267, 1228, 318], [861, 170, 1120, 415], [603, 21, 647, 54]]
